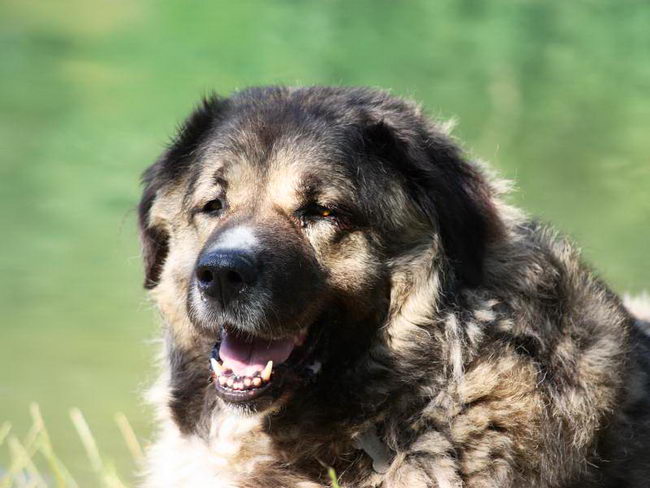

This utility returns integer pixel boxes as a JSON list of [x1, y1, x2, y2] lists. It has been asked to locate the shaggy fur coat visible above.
[[137, 86, 650, 488]]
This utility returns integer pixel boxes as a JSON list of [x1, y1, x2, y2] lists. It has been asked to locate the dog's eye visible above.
[[298, 203, 336, 227], [305, 204, 335, 218], [201, 199, 224, 216], [314, 206, 333, 218]]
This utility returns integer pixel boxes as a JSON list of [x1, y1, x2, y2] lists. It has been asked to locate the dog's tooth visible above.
[[261, 361, 273, 382], [210, 358, 223, 375], [233, 382, 243, 390], [252, 377, 262, 387], [244, 377, 252, 388], [218, 376, 228, 386], [226, 377, 234, 388]]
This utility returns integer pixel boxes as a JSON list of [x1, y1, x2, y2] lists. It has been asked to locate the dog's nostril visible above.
[[197, 268, 214, 284], [226, 270, 244, 286], [195, 250, 257, 303]]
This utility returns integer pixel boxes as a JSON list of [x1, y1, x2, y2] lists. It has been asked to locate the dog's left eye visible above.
[[298, 203, 336, 226], [201, 199, 224, 216]]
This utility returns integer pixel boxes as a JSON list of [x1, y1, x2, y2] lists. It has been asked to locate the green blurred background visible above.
[[1, 0, 648, 484]]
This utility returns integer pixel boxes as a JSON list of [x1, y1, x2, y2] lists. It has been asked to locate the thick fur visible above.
[[138, 86, 650, 487]]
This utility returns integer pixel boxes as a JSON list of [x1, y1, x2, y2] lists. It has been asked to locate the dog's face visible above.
[[139, 87, 501, 421]]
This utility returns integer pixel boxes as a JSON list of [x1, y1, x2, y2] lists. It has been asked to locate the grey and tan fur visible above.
[[137, 86, 650, 487]]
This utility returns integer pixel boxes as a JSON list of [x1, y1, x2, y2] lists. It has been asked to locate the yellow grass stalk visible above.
[[4, 436, 47, 488], [69, 408, 127, 488], [0, 422, 11, 448], [114, 412, 144, 464], [29, 404, 78, 488]]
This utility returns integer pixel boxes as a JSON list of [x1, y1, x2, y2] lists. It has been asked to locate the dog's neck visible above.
[[207, 409, 269, 462], [204, 405, 392, 483]]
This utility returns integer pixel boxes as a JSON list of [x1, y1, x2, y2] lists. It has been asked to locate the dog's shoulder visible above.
[[378, 222, 650, 486], [383, 221, 647, 487]]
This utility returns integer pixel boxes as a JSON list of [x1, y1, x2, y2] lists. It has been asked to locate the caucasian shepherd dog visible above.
[[138, 86, 650, 487]]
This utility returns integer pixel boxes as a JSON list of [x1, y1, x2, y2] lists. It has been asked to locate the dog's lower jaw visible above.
[[214, 391, 291, 417]]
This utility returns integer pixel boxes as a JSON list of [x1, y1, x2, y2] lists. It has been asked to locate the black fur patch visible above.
[[361, 117, 504, 286]]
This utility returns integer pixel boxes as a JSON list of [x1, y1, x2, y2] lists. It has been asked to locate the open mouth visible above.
[[209, 325, 322, 404]]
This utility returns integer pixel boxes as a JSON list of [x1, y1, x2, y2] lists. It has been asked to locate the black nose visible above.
[[195, 251, 257, 305]]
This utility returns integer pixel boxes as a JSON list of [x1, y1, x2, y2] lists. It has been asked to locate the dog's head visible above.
[[139, 87, 503, 426]]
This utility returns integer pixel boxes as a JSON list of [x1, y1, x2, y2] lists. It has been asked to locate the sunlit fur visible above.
[[138, 86, 650, 487]]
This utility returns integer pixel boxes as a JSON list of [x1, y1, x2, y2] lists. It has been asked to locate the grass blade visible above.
[[69, 408, 103, 473], [114, 412, 143, 464], [327, 467, 342, 488], [29, 404, 78, 488], [4, 436, 47, 488], [69, 408, 128, 488], [0, 422, 11, 448]]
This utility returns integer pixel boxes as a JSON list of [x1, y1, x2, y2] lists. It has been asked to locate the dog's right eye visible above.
[[201, 199, 224, 216], [296, 203, 339, 228]]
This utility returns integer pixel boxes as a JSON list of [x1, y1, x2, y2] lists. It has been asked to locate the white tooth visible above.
[[210, 358, 223, 375], [261, 360, 273, 381]]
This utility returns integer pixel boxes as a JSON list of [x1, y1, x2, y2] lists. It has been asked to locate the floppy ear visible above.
[[138, 95, 229, 289], [363, 119, 504, 287], [138, 164, 169, 289], [423, 144, 504, 286]]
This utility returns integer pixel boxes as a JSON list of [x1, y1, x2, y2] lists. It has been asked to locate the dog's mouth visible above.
[[209, 325, 322, 404]]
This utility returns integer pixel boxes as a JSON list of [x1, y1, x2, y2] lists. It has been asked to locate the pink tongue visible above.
[[219, 331, 296, 376]]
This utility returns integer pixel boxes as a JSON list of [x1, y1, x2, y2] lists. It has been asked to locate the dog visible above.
[[138, 86, 650, 487]]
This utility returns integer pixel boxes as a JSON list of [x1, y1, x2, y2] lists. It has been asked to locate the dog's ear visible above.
[[363, 118, 504, 287], [422, 144, 504, 287], [138, 95, 229, 289], [138, 164, 169, 289]]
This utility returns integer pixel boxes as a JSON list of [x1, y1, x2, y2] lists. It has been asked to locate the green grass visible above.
[[0, 406, 347, 488], [327, 467, 342, 488], [0, 405, 141, 488]]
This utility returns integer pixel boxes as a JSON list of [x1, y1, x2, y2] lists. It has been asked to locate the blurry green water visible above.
[[1, 0, 648, 484]]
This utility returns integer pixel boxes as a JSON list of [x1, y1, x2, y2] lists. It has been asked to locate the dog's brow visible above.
[[211, 167, 228, 189], [298, 174, 323, 201], [296, 173, 349, 199], [182, 167, 203, 215]]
